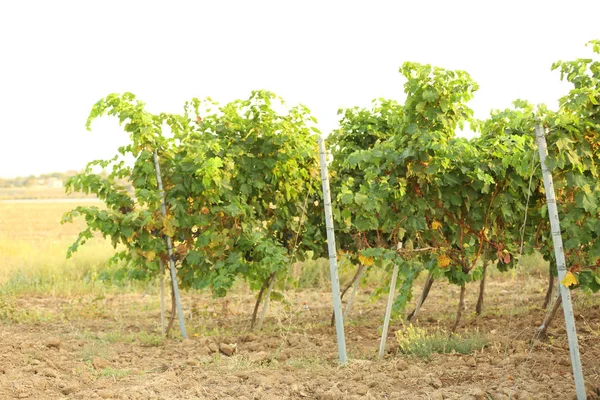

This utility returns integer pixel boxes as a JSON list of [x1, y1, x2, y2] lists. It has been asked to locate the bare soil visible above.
[[1, 276, 599, 399]]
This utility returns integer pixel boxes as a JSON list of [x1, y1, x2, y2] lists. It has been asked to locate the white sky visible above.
[[0, 0, 598, 178]]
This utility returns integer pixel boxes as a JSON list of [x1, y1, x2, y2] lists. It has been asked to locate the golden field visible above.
[[0, 186, 95, 200], [0, 201, 125, 295]]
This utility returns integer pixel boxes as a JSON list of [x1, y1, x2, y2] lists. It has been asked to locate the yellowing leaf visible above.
[[358, 254, 374, 267], [561, 271, 578, 288], [163, 217, 176, 237], [146, 251, 156, 261], [437, 254, 451, 269], [431, 220, 442, 230]]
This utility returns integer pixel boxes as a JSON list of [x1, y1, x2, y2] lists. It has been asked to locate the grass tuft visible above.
[[395, 324, 488, 359], [99, 367, 131, 379], [0, 296, 56, 323]]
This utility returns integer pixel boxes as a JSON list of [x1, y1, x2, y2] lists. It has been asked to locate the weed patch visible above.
[[395, 324, 488, 359]]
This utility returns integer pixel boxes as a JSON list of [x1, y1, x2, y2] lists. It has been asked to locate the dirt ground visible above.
[[1, 275, 599, 400]]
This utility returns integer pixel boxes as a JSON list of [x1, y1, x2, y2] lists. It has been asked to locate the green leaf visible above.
[[354, 192, 369, 206], [575, 189, 597, 213]]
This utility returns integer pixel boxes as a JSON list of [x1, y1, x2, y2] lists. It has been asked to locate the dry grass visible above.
[[0, 202, 94, 241], [0, 201, 132, 295]]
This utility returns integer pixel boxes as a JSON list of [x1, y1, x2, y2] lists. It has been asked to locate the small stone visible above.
[[246, 342, 261, 351], [395, 359, 409, 371], [44, 357, 59, 370], [465, 357, 477, 368], [469, 388, 486, 400], [41, 368, 58, 378], [185, 358, 197, 366], [407, 365, 425, 377], [250, 351, 270, 363], [92, 357, 110, 370], [234, 371, 250, 380], [431, 391, 444, 400], [180, 338, 195, 347], [286, 335, 301, 346], [199, 355, 213, 364], [219, 343, 236, 356], [322, 386, 343, 400], [430, 377, 443, 389], [61, 383, 79, 395], [208, 342, 219, 353], [98, 389, 116, 399], [243, 333, 258, 342], [181, 381, 194, 390], [515, 341, 527, 353], [517, 390, 533, 400], [45, 337, 61, 349], [355, 384, 368, 396], [511, 353, 526, 363]]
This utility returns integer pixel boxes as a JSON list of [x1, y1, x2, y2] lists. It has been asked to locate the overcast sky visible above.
[[0, 1, 598, 178]]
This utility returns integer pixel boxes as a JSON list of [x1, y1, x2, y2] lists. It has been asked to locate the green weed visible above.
[[395, 324, 488, 359]]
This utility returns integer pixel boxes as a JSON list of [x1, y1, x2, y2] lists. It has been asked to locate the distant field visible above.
[[0, 186, 94, 200], [0, 202, 94, 241], [0, 201, 119, 294]]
